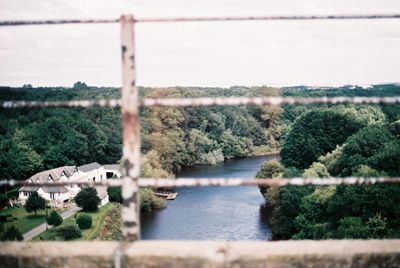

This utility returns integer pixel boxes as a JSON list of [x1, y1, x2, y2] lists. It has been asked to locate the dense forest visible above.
[[257, 84, 400, 239], [2, 82, 400, 236], [0, 83, 280, 210], [0, 83, 281, 180]]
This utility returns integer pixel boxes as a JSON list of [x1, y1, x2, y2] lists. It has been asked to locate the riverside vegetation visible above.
[[1, 82, 400, 240], [257, 84, 400, 240], [0, 83, 280, 214]]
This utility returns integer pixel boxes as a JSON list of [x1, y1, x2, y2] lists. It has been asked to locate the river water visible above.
[[141, 154, 277, 240]]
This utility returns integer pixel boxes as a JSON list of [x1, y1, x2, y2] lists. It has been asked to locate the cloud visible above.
[[0, 0, 399, 87]]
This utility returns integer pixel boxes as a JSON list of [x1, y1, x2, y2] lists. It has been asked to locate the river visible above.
[[140, 154, 278, 240]]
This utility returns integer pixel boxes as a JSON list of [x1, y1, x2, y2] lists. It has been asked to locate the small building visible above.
[[19, 166, 78, 208], [103, 164, 121, 179], [18, 162, 108, 208], [77, 162, 106, 182]]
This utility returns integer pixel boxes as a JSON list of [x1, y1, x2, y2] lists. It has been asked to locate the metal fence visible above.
[[1, 13, 400, 241]]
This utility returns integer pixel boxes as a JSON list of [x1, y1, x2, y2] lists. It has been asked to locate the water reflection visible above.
[[141, 155, 277, 240]]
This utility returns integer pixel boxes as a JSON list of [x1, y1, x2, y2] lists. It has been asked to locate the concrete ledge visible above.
[[1, 240, 400, 268]]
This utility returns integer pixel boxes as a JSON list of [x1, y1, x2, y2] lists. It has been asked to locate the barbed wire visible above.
[[1, 14, 400, 27], [2, 177, 400, 188], [2, 96, 400, 109]]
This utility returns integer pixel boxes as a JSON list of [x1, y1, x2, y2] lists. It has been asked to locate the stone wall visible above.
[[1, 240, 400, 268]]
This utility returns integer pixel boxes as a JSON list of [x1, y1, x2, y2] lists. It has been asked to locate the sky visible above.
[[0, 0, 400, 87]]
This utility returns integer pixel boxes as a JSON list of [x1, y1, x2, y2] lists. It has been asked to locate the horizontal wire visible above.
[[0, 19, 119, 27], [2, 177, 400, 188], [1, 96, 400, 109], [1, 14, 400, 26], [135, 14, 400, 23]]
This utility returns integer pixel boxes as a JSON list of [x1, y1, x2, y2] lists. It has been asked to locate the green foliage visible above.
[[140, 150, 171, 178], [0, 129, 43, 180], [56, 224, 82, 240], [107, 186, 122, 203], [334, 125, 400, 176], [353, 165, 387, 178], [7, 188, 20, 199], [220, 130, 253, 159], [0, 194, 7, 204], [337, 214, 389, 239], [98, 204, 122, 241], [47, 211, 63, 226], [268, 186, 314, 240], [74, 187, 100, 212], [25, 192, 45, 215], [281, 109, 364, 169], [256, 160, 283, 196], [1, 225, 23, 241], [282, 167, 302, 178], [303, 163, 329, 178], [140, 188, 166, 212], [76, 213, 92, 229], [73, 81, 89, 90]]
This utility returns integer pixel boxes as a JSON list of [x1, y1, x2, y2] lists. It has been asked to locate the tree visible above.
[[303, 163, 329, 178], [256, 160, 283, 196], [107, 186, 122, 203], [335, 125, 400, 176], [74, 187, 100, 211], [25, 192, 45, 215], [57, 225, 81, 240], [47, 211, 63, 226], [1, 226, 23, 241], [73, 81, 88, 90], [281, 109, 364, 169], [0, 130, 43, 180], [76, 213, 92, 229], [140, 188, 166, 212], [219, 130, 253, 159], [22, 84, 33, 88]]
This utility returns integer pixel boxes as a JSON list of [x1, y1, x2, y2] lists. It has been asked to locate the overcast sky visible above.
[[0, 0, 399, 87]]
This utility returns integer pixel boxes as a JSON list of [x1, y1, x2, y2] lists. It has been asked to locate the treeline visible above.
[[0, 84, 281, 181], [257, 84, 400, 239]]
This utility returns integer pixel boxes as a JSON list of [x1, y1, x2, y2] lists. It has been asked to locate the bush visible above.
[[1, 225, 23, 241], [107, 186, 122, 203], [57, 224, 81, 240], [47, 211, 63, 226], [7, 188, 20, 199], [140, 188, 166, 212], [256, 160, 283, 196], [76, 213, 92, 229], [0, 194, 7, 204], [74, 187, 100, 211]]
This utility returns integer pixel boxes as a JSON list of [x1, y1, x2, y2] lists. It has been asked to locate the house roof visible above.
[[78, 162, 102, 172], [43, 186, 69, 193], [20, 165, 76, 193], [103, 164, 120, 171], [19, 185, 39, 192]]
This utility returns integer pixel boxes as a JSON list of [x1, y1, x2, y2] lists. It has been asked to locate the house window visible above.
[[101, 175, 103, 180], [50, 193, 56, 200]]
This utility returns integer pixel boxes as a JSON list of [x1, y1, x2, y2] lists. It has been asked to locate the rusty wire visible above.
[[2, 96, 400, 109], [1, 14, 400, 26], [3, 177, 400, 188]]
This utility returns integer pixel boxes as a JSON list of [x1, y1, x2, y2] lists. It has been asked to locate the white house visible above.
[[103, 164, 121, 179], [19, 162, 109, 208]]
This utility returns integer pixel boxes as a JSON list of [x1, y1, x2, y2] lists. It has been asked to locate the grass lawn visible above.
[[0, 207, 47, 234], [34, 202, 115, 241]]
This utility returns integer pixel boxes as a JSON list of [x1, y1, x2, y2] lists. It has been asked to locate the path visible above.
[[23, 205, 81, 240]]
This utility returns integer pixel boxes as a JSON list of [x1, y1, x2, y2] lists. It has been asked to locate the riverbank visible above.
[[252, 145, 280, 156]]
